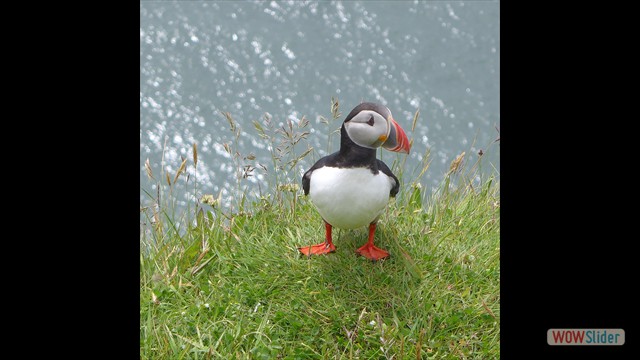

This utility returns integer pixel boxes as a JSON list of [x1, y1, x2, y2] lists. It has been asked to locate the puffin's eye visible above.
[[366, 115, 375, 126]]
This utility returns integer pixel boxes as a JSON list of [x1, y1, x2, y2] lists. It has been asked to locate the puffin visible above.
[[299, 102, 411, 260]]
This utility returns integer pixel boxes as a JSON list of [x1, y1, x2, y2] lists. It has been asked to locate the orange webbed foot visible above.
[[298, 242, 336, 256], [355, 222, 389, 261], [299, 221, 336, 257], [356, 242, 389, 261]]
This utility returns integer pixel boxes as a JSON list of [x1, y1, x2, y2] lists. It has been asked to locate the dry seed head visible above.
[[173, 157, 188, 184], [193, 143, 198, 166], [222, 111, 236, 132], [449, 152, 466, 174], [298, 146, 313, 161], [242, 165, 255, 179], [412, 109, 420, 132], [252, 120, 267, 138], [299, 115, 309, 128], [331, 97, 341, 120], [144, 158, 154, 180]]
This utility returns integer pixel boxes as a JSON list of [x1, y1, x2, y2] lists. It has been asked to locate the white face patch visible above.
[[344, 110, 390, 149]]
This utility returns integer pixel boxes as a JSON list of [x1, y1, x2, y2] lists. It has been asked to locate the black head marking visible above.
[[366, 115, 375, 126], [343, 102, 391, 123]]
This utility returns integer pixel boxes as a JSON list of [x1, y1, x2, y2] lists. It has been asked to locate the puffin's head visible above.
[[343, 102, 411, 154]]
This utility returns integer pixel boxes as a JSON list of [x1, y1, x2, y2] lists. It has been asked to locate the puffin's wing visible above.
[[376, 159, 400, 197], [302, 155, 331, 196]]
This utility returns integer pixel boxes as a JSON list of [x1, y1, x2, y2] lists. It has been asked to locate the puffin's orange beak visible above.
[[382, 117, 411, 154]]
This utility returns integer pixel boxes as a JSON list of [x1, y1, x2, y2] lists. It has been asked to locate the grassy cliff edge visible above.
[[140, 103, 500, 359]]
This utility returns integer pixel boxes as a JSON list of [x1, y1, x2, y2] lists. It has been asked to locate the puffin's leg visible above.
[[299, 221, 336, 256], [356, 222, 390, 260]]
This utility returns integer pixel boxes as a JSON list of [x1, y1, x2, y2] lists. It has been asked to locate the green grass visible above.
[[140, 101, 500, 359]]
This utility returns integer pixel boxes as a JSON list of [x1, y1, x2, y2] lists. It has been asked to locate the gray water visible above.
[[140, 0, 500, 211]]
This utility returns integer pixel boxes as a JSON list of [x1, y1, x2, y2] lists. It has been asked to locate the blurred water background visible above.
[[140, 0, 499, 212]]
